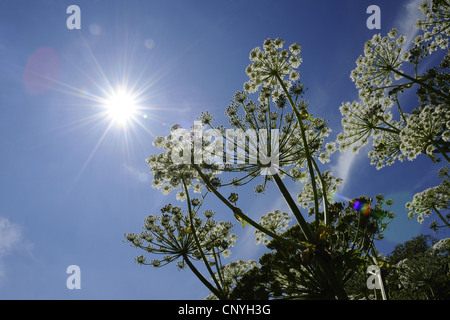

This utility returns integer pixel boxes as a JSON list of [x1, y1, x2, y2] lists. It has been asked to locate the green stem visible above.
[[182, 179, 225, 298], [275, 74, 321, 223], [351, 210, 362, 251], [433, 205, 450, 228], [212, 247, 225, 288], [376, 115, 402, 133], [272, 173, 314, 242], [372, 125, 400, 135], [311, 157, 330, 226], [182, 254, 223, 299], [394, 96, 407, 124], [388, 67, 450, 102], [431, 141, 450, 163], [191, 163, 292, 246]]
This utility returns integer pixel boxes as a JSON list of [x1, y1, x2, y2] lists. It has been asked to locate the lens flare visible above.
[[329, 193, 351, 202], [352, 200, 371, 216], [23, 47, 61, 94]]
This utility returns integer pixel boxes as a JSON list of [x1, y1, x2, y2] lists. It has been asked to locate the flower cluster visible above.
[[337, 99, 398, 155], [297, 170, 343, 214], [414, 0, 450, 55], [360, 103, 449, 169], [124, 204, 237, 268], [207, 87, 335, 189], [399, 104, 449, 161], [432, 237, 450, 251], [205, 260, 258, 299], [148, 126, 222, 198], [254, 210, 292, 245], [244, 38, 302, 95], [350, 28, 406, 99], [387, 235, 450, 299], [406, 166, 449, 225]]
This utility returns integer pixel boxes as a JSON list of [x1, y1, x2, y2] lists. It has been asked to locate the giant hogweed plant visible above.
[[125, 36, 395, 300]]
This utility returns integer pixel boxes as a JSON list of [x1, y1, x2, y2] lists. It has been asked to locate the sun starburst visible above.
[[103, 88, 138, 126]]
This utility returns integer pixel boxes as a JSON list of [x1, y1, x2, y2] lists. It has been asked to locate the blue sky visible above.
[[0, 0, 448, 299]]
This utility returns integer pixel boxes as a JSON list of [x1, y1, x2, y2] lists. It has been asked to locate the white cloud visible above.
[[124, 164, 149, 183], [0, 217, 23, 277], [330, 149, 359, 193], [397, 0, 423, 49]]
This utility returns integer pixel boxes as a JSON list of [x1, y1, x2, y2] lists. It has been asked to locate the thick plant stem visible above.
[[272, 173, 314, 242], [275, 74, 321, 224], [431, 141, 450, 163], [311, 157, 330, 226], [433, 205, 450, 228], [182, 254, 224, 299]]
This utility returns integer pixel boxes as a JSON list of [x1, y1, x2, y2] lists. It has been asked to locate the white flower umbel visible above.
[[254, 210, 291, 245], [406, 166, 449, 227]]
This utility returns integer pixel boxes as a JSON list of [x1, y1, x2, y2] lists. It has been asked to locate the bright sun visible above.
[[104, 89, 137, 126]]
